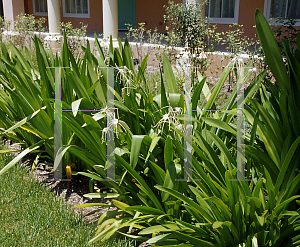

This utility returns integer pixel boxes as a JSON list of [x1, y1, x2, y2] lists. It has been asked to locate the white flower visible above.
[[115, 65, 136, 99], [175, 124, 184, 131], [174, 107, 182, 114], [154, 106, 183, 132], [100, 106, 130, 143], [112, 118, 119, 126], [101, 127, 110, 143], [249, 67, 257, 74], [162, 113, 169, 120]]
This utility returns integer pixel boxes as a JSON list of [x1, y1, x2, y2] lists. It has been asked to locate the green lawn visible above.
[[0, 141, 136, 247]]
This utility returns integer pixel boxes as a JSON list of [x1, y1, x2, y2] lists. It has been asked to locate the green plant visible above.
[[12, 14, 46, 48], [59, 22, 87, 56], [218, 24, 262, 92], [1, 17, 300, 246], [245, 8, 300, 208], [71, 47, 256, 246], [76, 10, 300, 246], [221, 24, 258, 55], [162, 27, 181, 64], [0, 33, 164, 190], [164, 0, 219, 73], [35, 17, 47, 41], [0, 17, 10, 42], [126, 22, 165, 65], [0, 34, 108, 176]]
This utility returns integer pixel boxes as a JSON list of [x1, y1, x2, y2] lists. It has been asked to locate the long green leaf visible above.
[[130, 135, 145, 169], [255, 9, 289, 93], [162, 53, 178, 94], [116, 154, 164, 211], [275, 136, 300, 194], [156, 185, 215, 223]]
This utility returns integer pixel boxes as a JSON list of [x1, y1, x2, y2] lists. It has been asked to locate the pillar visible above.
[[103, 0, 118, 39], [2, 0, 25, 30], [47, 0, 61, 34], [45, 0, 61, 50]]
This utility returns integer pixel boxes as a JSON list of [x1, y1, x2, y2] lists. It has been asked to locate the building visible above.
[[2, 0, 300, 39]]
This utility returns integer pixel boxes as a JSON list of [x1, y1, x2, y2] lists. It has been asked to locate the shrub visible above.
[[164, 1, 224, 74], [13, 14, 46, 48], [59, 22, 87, 56]]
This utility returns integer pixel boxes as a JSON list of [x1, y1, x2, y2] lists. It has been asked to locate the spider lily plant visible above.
[[0, 13, 299, 246], [77, 11, 300, 247]]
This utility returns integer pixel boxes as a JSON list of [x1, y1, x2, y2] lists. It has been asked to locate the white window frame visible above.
[[63, 0, 90, 18], [205, 0, 240, 24], [33, 0, 48, 16], [264, 0, 300, 26]]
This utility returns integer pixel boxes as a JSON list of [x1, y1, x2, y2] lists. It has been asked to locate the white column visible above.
[[45, 0, 61, 50], [47, 0, 61, 34], [103, 0, 118, 39], [2, 0, 25, 30]]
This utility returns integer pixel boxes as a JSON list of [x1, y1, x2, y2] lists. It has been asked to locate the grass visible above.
[[0, 140, 137, 247]]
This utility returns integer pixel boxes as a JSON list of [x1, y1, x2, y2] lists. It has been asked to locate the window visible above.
[[264, 0, 300, 25], [63, 0, 90, 18], [33, 0, 48, 16], [205, 0, 240, 24]]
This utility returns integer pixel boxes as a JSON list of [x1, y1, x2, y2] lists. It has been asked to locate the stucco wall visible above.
[[24, 0, 266, 37], [136, 0, 265, 38], [213, 0, 265, 39], [25, 0, 102, 31], [61, 0, 102, 31], [3, 0, 25, 21], [136, 0, 169, 33], [238, 0, 264, 38]]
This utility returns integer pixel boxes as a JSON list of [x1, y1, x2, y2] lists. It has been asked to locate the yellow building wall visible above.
[[136, 0, 265, 38], [25, 0, 102, 31], [136, 0, 182, 33], [215, 0, 265, 39], [24, 0, 265, 38]]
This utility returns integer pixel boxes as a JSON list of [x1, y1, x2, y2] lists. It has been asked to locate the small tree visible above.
[[164, 0, 219, 74]]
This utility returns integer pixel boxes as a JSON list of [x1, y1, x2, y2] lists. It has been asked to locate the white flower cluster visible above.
[[100, 106, 129, 143], [115, 65, 137, 101], [154, 106, 183, 132]]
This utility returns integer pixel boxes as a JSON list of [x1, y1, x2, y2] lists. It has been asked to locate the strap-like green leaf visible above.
[[173, 231, 216, 246], [275, 136, 300, 195], [1, 106, 46, 135], [162, 53, 178, 94], [130, 135, 146, 169], [116, 154, 164, 212], [255, 9, 289, 94], [156, 185, 215, 224], [127, 205, 166, 215]]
